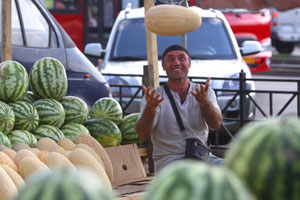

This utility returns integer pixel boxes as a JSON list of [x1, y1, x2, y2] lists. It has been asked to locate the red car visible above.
[[221, 9, 272, 73]]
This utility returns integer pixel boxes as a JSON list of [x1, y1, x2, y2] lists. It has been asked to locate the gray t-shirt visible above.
[[139, 82, 221, 171]]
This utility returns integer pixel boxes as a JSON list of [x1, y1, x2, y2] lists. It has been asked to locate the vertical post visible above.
[[144, 0, 159, 89], [239, 70, 246, 127], [297, 81, 300, 117], [1, 0, 12, 62], [143, 0, 159, 175]]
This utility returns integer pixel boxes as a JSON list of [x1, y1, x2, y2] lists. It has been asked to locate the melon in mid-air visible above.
[[145, 5, 202, 36]]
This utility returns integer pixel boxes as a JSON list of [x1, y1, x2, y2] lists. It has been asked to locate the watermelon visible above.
[[0, 60, 29, 103], [144, 160, 255, 200], [33, 98, 65, 128], [9, 101, 39, 132], [60, 96, 89, 124], [89, 97, 123, 125], [29, 57, 68, 100], [84, 118, 122, 147], [9, 130, 37, 148], [33, 125, 65, 142], [225, 117, 300, 200], [60, 123, 90, 142], [0, 101, 15, 135], [0, 131, 12, 148], [119, 113, 146, 146], [22, 91, 37, 104], [15, 168, 116, 200]]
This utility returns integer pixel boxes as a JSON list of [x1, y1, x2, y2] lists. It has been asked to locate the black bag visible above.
[[185, 138, 210, 160], [163, 84, 210, 161]]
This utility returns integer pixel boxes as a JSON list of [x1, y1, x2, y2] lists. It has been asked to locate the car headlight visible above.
[[221, 73, 252, 96], [107, 77, 132, 97], [221, 74, 239, 95]]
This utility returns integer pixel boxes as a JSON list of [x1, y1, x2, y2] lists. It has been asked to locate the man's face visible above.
[[162, 50, 191, 81]]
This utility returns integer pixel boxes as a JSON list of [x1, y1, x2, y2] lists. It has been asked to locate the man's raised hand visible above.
[[142, 85, 164, 109]]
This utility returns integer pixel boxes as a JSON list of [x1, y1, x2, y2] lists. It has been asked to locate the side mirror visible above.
[[84, 43, 105, 57], [240, 41, 262, 56]]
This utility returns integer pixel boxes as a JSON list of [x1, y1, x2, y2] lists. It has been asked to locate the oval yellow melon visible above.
[[145, 5, 202, 36]]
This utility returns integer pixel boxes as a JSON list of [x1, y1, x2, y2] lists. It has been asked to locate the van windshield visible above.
[[110, 17, 237, 61]]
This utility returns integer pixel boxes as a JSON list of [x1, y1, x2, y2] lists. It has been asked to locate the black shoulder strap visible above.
[[163, 84, 185, 131]]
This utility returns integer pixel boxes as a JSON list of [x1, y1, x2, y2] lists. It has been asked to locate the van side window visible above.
[[19, 0, 50, 48]]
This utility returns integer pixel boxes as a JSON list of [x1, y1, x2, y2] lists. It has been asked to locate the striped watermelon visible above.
[[0, 131, 12, 148], [15, 168, 116, 200], [22, 91, 37, 104], [9, 130, 38, 148], [89, 97, 123, 125], [119, 113, 146, 146], [60, 123, 90, 142], [33, 98, 65, 128], [144, 160, 255, 200], [84, 118, 122, 147], [29, 57, 68, 100], [0, 60, 29, 103], [60, 96, 89, 124], [9, 101, 39, 132], [33, 125, 65, 142], [225, 117, 300, 200], [0, 101, 15, 135]]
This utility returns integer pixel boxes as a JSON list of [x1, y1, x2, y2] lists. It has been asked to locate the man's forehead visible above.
[[165, 50, 188, 57]]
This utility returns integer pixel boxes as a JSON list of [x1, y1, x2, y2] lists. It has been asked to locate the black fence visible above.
[[103, 71, 300, 148]]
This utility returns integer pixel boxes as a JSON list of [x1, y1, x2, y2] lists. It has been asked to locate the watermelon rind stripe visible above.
[[85, 118, 122, 147], [29, 57, 68, 100], [0, 131, 12, 148], [60, 123, 90, 142], [0, 101, 15, 135], [0, 61, 29, 103], [9, 130, 37, 148], [33, 125, 64, 142], [60, 96, 89, 124], [144, 161, 254, 200], [224, 118, 300, 200], [90, 97, 123, 125], [33, 98, 65, 128], [15, 169, 116, 200], [9, 101, 39, 132]]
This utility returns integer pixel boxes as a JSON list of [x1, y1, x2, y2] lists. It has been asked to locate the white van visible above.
[[271, 8, 300, 54]]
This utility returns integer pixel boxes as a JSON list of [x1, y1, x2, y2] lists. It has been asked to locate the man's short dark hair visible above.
[[162, 44, 191, 60]]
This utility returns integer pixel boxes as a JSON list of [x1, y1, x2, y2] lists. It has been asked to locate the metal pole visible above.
[[239, 70, 246, 127], [180, 0, 189, 48]]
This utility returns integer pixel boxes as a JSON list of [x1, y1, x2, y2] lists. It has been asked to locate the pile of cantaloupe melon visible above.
[[0, 135, 113, 200]]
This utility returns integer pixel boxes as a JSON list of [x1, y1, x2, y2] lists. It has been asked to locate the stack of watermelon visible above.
[[0, 57, 144, 149], [0, 58, 91, 149]]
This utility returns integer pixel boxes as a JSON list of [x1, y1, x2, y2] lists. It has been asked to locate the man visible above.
[[136, 45, 223, 171]]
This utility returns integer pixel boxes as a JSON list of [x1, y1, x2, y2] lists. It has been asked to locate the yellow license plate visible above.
[[243, 57, 255, 64]]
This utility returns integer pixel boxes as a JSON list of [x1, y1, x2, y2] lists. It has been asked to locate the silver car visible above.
[[85, 6, 261, 135]]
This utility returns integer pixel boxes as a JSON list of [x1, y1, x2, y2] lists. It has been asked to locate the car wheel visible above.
[[275, 41, 295, 54]]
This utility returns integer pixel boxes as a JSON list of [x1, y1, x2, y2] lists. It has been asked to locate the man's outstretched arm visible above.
[[136, 85, 164, 140]]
